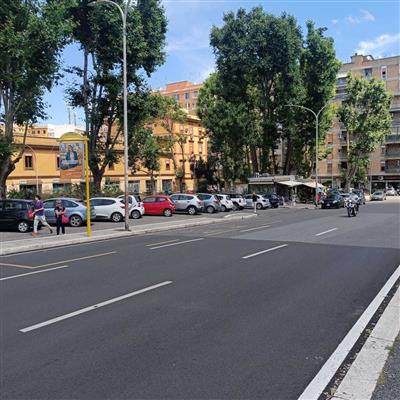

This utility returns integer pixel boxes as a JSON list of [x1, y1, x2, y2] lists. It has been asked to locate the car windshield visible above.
[[374, 192, 383, 195]]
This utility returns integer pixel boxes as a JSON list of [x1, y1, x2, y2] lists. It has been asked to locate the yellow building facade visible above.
[[3, 113, 207, 195]]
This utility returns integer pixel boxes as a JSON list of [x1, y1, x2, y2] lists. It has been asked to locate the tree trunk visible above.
[[92, 170, 103, 194], [0, 158, 14, 199], [250, 145, 258, 175]]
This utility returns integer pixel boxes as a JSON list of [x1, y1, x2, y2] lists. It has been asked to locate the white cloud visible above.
[[360, 9, 375, 22], [166, 26, 210, 53], [333, 9, 375, 25], [356, 33, 400, 57]]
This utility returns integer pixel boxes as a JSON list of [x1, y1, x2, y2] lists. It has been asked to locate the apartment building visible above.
[[159, 81, 203, 114], [319, 54, 400, 191], [3, 115, 207, 195]]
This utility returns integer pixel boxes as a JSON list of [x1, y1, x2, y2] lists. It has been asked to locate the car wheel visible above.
[[187, 206, 197, 215], [130, 210, 141, 219], [321, 205, 325, 209], [256, 203, 262, 210], [206, 205, 215, 214], [221, 205, 227, 212], [163, 208, 172, 217], [111, 212, 123, 223], [17, 220, 29, 233], [69, 214, 83, 227]]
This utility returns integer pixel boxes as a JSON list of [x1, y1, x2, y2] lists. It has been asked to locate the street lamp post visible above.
[[25, 144, 39, 194], [285, 103, 330, 206], [89, 0, 133, 230]]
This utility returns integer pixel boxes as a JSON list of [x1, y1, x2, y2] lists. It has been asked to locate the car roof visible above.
[[45, 197, 79, 202], [91, 197, 120, 200], [3, 199, 33, 202]]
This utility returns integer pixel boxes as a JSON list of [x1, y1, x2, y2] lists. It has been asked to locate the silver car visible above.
[[170, 194, 204, 215], [244, 194, 271, 210], [196, 193, 222, 213], [43, 198, 96, 227], [371, 191, 386, 201]]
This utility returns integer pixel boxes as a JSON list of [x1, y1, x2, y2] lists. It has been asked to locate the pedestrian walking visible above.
[[32, 195, 53, 236], [252, 192, 258, 213], [54, 199, 66, 235]]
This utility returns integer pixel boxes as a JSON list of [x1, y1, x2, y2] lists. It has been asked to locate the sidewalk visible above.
[[371, 334, 400, 400], [0, 213, 257, 256]]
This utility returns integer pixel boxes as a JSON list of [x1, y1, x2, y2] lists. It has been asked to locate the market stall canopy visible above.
[[277, 181, 303, 187], [301, 182, 325, 189]]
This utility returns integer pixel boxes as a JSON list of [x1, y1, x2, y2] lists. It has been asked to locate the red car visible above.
[[142, 195, 176, 217]]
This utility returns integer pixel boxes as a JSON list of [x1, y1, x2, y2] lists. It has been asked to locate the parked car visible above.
[[117, 194, 145, 219], [170, 194, 204, 215], [142, 195, 175, 216], [262, 193, 280, 208], [196, 193, 222, 213], [225, 193, 246, 210], [371, 191, 386, 201], [216, 194, 234, 212], [91, 197, 128, 222], [43, 198, 96, 227], [352, 189, 366, 205], [244, 194, 271, 210], [321, 194, 344, 209], [386, 188, 397, 196], [0, 199, 34, 233]]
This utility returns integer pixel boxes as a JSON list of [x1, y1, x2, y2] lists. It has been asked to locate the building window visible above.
[[179, 124, 184, 133], [56, 155, 60, 170], [109, 161, 115, 170], [198, 142, 203, 154], [174, 94, 180, 101], [193, 91, 198, 98], [189, 141, 194, 153], [24, 155, 33, 169], [381, 66, 387, 80], [327, 163, 332, 174], [145, 180, 154, 194], [165, 160, 171, 171], [184, 92, 190, 100], [128, 180, 140, 194], [364, 68, 373, 80], [162, 179, 172, 193]]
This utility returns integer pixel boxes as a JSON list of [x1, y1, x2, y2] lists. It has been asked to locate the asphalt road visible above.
[[1, 200, 399, 399]]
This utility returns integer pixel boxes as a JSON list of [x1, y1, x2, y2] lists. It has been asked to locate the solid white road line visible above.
[[240, 225, 271, 233], [315, 228, 338, 236], [149, 238, 204, 250], [298, 264, 400, 400], [242, 244, 288, 259], [0, 265, 69, 281], [20, 281, 173, 333]]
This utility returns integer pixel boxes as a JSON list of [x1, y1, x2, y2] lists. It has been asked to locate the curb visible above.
[[0, 214, 257, 256], [330, 284, 400, 400]]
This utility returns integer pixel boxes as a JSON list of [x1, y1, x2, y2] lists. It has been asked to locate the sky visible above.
[[42, 0, 400, 125]]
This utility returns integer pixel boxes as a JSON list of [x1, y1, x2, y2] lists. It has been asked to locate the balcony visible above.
[[385, 135, 400, 143], [385, 168, 400, 174], [385, 152, 400, 159]]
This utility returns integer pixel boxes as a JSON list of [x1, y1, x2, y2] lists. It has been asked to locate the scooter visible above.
[[346, 199, 357, 217]]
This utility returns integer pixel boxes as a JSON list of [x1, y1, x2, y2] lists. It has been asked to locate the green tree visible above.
[[0, 0, 71, 198], [156, 96, 187, 192], [197, 73, 255, 187], [285, 21, 340, 175], [339, 74, 392, 190], [210, 8, 303, 174], [66, 0, 166, 191]]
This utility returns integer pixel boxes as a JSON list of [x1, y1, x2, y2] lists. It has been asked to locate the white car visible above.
[[117, 195, 145, 219], [90, 197, 126, 222], [216, 194, 234, 212], [226, 193, 246, 210], [244, 194, 271, 210]]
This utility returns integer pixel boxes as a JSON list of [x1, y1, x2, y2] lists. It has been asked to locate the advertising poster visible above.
[[59, 141, 84, 179]]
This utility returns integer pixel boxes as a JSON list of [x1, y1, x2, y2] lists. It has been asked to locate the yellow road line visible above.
[[146, 239, 180, 247], [0, 263, 34, 269], [33, 251, 116, 269]]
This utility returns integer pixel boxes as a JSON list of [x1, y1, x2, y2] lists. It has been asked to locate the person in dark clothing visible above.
[[252, 192, 258, 213], [54, 199, 66, 235]]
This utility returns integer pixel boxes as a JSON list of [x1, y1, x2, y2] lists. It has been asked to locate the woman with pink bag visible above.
[[54, 199, 68, 235]]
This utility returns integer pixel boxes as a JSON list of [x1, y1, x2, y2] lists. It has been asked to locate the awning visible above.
[[277, 181, 303, 187], [301, 182, 325, 189]]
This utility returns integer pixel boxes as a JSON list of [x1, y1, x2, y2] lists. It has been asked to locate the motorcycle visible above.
[[346, 199, 358, 217]]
